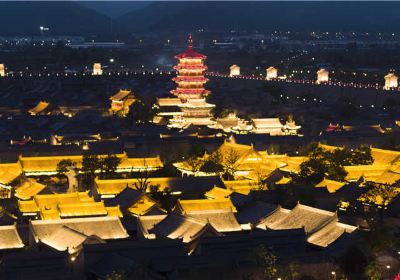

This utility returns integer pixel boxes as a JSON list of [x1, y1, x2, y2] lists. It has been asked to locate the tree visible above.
[[81, 155, 102, 190], [100, 154, 121, 178], [351, 145, 373, 165], [199, 151, 224, 174], [365, 259, 381, 280], [255, 245, 278, 280], [359, 183, 399, 224], [132, 173, 151, 193], [56, 159, 75, 176], [222, 148, 240, 179], [186, 156, 204, 175], [338, 246, 367, 277], [129, 99, 155, 124]]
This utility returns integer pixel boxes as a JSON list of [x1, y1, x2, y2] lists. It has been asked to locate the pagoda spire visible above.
[[187, 33, 193, 49]]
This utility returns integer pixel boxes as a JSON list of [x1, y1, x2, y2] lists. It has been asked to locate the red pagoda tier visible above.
[[171, 34, 211, 99]]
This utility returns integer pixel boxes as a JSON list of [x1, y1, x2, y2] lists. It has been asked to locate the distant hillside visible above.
[[118, 2, 400, 33], [80, 1, 150, 18], [1, 2, 400, 36], [0, 1, 111, 36]]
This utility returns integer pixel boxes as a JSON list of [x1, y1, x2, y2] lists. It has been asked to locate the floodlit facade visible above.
[[109, 89, 136, 116], [316, 68, 329, 84], [383, 72, 398, 90], [0, 64, 5, 77], [266, 66, 278, 80], [229, 64, 240, 77], [93, 63, 103, 75]]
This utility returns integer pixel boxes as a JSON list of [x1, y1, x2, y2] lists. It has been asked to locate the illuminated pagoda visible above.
[[170, 34, 210, 99], [0, 64, 5, 77], [160, 34, 215, 128], [266, 66, 278, 80], [109, 89, 136, 116], [384, 72, 398, 90], [93, 63, 103, 75], [316, 68, 329, 84], [229, 65, 240, 77]]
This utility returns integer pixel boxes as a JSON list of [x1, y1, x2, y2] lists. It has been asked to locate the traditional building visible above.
[[0, 152, 163, 177], [0, 224, 24, 250], [106, 187, 166, 216], [28, 101, 51, 116], [384, 72, 398, 90], [158, 34, 215, 129], [156, 98, 184, 117], [266, 66, 278, 80], [256, 203, 357, 248], [251, 118, 301, 135], [168, 98, 215, 128], [30, 216, 129, 256], [18, 192, 122, 220], [174, 140, 303, 179], [229, 65, 240, 77], [171, 34, 210, 99], [109, 89, 136, 116], [316, 68, 329, 84], [93, 63, 103, 75], [0, 64, 5, 77]]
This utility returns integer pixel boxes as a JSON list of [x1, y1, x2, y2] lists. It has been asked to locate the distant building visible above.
[[18, 192, 122, 220], [229, 64, 240, 77], [384, 72, 398, 90], [251, 118, 300, 135], [109, 89, 136, 116], [28, 101, 51, 116], [93, 63, 103, 75], [316, 68, 329, 84], [0, 64, 5, 77], [266, 66, 277, 80]]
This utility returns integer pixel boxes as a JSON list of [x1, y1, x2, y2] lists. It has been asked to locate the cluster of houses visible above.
[[0, 133, 399, 277]]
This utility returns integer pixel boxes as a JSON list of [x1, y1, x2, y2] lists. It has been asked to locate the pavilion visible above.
[[109, 89, 136, 116]]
